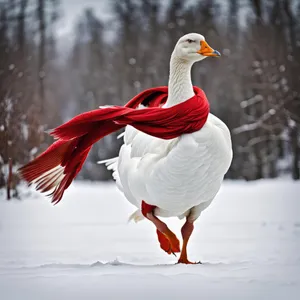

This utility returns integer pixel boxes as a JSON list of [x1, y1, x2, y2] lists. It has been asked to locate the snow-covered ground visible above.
[[0, 179, 299, 300]]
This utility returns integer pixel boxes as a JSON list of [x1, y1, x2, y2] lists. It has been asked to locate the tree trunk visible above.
[[290, 125, 300, 180], [17, 0, 28, 54], [37, 0, 46, 116], [6, 158, 12, 200]]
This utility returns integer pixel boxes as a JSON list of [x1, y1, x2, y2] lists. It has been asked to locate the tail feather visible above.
[[97, 157, 118, 166], [98, 157, 120, 186], [128, 209, 145, 223]]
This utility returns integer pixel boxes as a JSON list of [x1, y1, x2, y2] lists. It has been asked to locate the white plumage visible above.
[[100, 33, 233, 225]]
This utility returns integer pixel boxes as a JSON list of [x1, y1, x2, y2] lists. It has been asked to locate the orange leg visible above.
[[177, 220, 200, 264], [141, 201, 180, 255]]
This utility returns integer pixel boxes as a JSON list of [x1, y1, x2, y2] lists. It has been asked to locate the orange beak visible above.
[[197, 40, 221, 57]]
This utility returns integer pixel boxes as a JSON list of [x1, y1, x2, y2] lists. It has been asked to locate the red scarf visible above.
[[19, 86, 209, 203]]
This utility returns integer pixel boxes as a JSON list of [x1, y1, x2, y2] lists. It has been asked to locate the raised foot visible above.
[[156, 229, 180, 255], [177, 259, 202, 265]]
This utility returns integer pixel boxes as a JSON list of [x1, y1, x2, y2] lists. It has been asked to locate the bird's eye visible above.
[[186, 39, 195, 43]]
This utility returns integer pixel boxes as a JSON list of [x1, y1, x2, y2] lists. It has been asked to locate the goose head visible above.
[[166, 33, 221, 107], [172, 33, 221, 62]]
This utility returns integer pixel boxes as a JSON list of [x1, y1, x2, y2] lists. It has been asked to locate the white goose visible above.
[[101, 33, 233, 264]]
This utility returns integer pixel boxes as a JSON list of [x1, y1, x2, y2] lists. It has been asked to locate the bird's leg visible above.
[[141, 200, 180, 255], [177, 219, 200, 264]]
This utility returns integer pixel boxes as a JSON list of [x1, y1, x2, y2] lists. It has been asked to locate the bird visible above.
[[19, 33, 233, 264]]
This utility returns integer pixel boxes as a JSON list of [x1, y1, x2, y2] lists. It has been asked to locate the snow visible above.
[[8, 64, 15, 71], [0, 179, 300, 299]]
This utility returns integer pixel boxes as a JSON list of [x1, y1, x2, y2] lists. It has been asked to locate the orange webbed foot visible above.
[[165, 228, 180, 254], [156, 229, 180, 255], [157, 229, 172, 254]]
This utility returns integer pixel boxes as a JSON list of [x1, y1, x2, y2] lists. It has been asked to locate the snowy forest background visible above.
[[0, 0, 299, 192]]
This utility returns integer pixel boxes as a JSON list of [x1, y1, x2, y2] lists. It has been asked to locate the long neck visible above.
[[165, 55, 195, 107]]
